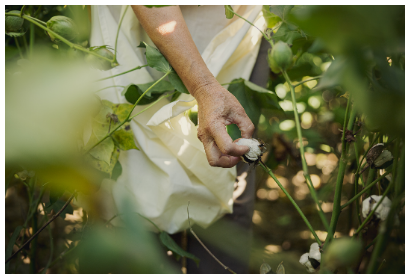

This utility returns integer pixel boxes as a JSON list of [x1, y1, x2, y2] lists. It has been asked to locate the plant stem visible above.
[[40, 203, 54, 274], [5, 192, 77, 264], [353, 125, 362, 225], [85, 71, 171, 153], [324, 97, 352, 246], [293, 76, 322, 88], [29, 210, 38, 273], [5, 13, 113, 63], [129, 93, 171, 120], [259, 162, 322, 245], [137, 213, 161, 232], [22, 34, 29, 54], [341, 170, 390, 210], [187, 202, 237, 274], [96, 64, 148, 82], [14, 37, 24, 59], [226, 5, 273, 47], [283, 70, 329, 231], [113, 5, 129, 63], [29, 6, 35, 59], [94, 85, 125, 94]]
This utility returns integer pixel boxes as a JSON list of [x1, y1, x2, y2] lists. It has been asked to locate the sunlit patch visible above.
[[164, 160, 171, 165], [275, 84, 287, 99], [320, 144, 331, 152], [302, 76, 318, 89], [233, 171, 247, 200], [157, 20, 177, 35], [279, 119, 295, 131], [190, 104, 198, 112], [304, 152, 316, 166], [312, 56, 322, 66], [308, 96, 321, 109], [266, 176, 288, 189], [321, 202, 333, 213], [167, 250, 173, 256], [279, 100, 293, 111], [177, 139, 190, 156], [178, 116, 190, 136], [310, 174, 321, 188], [65, 207, 84, 223], [267, 190, 279, 201], [257, 188, 267, 199], [296, 102, 306, 113], [252, 210, 262, 225], [301, 112, 313, 129], [22, 256, 30, 264], [265, 244, 282, 254], [321, 61, 331, 72], [295, 138, 308, 149]]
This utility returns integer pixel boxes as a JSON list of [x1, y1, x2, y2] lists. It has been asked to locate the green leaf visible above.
[[86, 133, 115, 165], [6, 225, 23, 273], [123, 81, 174, 105], [262, 5, 282, 28], [314, 57, 346, 91], [227, 78, 282, 140], [273, 22, 304, 45], [159, 232, 200, 267], [85, 147, 120, 177], [269, 5, 294, 22], [112, 127, 138, 151], [111, 160, 122, 181], [224, 5, 234, 19], [142, 42, 172, 73], [170, 91, 182, 102], [168, 72, 189, 94]]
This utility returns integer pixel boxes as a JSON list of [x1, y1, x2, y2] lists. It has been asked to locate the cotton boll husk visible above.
[[374, 150, 393, 167]]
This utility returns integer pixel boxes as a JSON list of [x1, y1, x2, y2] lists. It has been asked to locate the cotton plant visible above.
[[299, 242, 321, 273]]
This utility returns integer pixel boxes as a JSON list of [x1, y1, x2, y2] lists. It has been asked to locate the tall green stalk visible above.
[[113, 5, 129, 64], [324, 97, 353, 246], [260, 162, 322, 245], [282, 70, 329, 231]]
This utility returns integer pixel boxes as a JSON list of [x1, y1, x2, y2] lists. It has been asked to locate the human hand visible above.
[[194, 83, 255, 168]]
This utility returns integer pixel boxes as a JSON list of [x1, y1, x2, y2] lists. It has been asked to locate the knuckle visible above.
[[208, 159, 218, 167]]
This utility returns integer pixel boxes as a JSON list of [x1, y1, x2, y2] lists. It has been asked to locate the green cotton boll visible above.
[[5, 10, 24, 32], [46, 15, 78, 42], [86, 46, 115, 71], [270, 41, 293, 70], [267, 48, 282, 74]]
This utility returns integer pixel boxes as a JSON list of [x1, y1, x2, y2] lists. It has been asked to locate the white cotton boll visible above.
[[299, 253, 315, 273], [362, 195, 393, 221], [236, 138, 262, 161], [309, 242, 321, 262], [299, 253, 309, 265]]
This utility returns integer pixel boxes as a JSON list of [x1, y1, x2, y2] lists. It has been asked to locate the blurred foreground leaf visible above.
[[159, 232, 200, 267]]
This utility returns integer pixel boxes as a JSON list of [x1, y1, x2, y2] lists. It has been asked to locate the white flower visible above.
[[235, 138, 262, 162], [299, 243, 321, 273]]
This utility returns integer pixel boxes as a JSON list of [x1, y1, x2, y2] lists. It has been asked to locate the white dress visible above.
[[86, 5, 266, 234]]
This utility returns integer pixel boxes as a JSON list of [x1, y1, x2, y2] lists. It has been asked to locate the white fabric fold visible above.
[[82, 5, 265, 234]]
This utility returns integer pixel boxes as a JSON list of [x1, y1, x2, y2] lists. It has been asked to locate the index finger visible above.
[[209, 122, 249, 156]]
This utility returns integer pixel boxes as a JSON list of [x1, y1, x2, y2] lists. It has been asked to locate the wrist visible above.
[[191, 79, 227, 104]]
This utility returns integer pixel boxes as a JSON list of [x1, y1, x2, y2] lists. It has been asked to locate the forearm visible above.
[[132, 5, 219, 100]]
